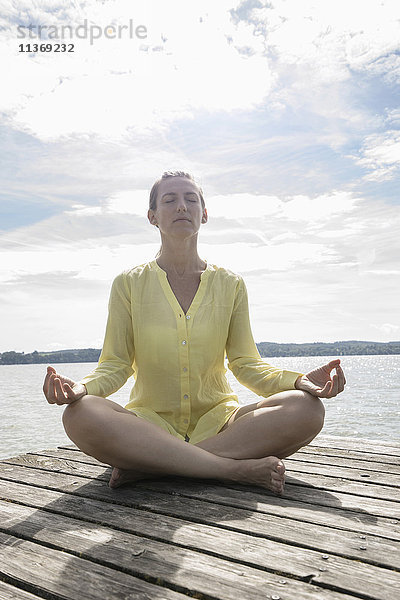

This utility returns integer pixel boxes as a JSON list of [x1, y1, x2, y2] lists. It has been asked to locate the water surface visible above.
[[0, 355, 398, 459]]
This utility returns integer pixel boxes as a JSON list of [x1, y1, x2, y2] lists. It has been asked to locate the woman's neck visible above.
[[156, 236, 206, 276]]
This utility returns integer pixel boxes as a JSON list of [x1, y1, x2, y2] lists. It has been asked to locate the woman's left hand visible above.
[[295, 359, 346, 398]]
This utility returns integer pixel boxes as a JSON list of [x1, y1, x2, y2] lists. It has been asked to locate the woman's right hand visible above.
[[43, 366, 87, 405]]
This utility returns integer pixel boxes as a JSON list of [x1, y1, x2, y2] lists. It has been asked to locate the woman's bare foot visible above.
[[109, 467, 157, 489], [109, 456, 286, 494], [233, 456, 286, 494]]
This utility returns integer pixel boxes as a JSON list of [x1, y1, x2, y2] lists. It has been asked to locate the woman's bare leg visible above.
[[62, 396, 286, 493], [195, 390, 325, 459]]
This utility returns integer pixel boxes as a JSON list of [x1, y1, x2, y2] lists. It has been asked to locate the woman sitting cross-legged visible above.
[[43, 170, 346, 495]]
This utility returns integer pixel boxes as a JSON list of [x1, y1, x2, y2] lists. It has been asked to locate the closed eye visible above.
[[161, 193, 198, 203]]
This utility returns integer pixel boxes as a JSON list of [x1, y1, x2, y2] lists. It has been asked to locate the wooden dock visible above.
[[0, 435, 399, 600]]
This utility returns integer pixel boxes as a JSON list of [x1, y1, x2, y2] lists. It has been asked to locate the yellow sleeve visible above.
[[226, 277, 303, 397], [79, 272, 135, 397]]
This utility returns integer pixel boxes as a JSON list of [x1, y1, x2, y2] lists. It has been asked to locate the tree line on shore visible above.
[[256, 341, 400, 357], [1, 340, 399, 365]]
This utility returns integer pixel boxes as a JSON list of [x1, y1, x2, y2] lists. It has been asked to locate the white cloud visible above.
[[1, 187, 399, 351], [8, 0, 398, 145], [248, 0, 400, 76], [2, 0, 275, 141], [0, 2, 399, 351], [207, 193, 281, 218], [280, 191, 359, 222], [355, 131, 400, 181], [373, 323, 399, 335], [200, 239, 334, 274], [226, 0, 400, 145], [104, 190, 151, 216], [205, 190, 359, 222], [3, 185, 398, 349], [386, 109, 400, 126]]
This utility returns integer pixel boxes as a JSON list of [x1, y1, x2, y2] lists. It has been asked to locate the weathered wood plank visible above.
[[0, 532, 189, 600], [1, 501, 399, 600], [58, 441, 400, 465], [31, 448, 107, 467], [287, 453, 400, 475], [60, 441, 400, 466], [283, 471, 399, 501], [1, 470, 398, 549], [143, 477, 400, 520], [284, 459, 400, 487], [1, 478, 398, 570], [3, 452, 399, 520], [299, 445, 400, 466], [4, 452, 399, 504], [3, 454, 90, 475], [1, 461, 399, 536], [311, 435, 400, 453], [1, 439, 399, 600], [0, 581, 44, 600], [32, 447, 400, 480]]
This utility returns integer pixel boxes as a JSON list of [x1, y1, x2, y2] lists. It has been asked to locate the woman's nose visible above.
[[176, 199, 187, 211]]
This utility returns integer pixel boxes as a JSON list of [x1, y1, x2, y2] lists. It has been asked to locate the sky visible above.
[[0, 0, 399, 353]]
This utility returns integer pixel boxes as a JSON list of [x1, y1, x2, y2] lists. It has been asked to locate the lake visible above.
[[0, 355, 399, 459]]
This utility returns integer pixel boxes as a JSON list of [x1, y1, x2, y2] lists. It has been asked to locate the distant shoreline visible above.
[[1, 340, 399, 364]]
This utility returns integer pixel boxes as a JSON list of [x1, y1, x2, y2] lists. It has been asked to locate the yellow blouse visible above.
[[80, 260, 302, 444]]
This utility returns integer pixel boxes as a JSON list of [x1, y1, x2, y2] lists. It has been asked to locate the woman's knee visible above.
[[292, 390, 325, 436], [62, 395, 104, 439]]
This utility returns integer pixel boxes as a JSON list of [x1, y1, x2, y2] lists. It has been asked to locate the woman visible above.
[[43, 171, 346, 495]]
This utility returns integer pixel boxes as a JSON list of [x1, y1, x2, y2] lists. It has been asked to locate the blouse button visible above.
[[186, 315, 191, 320], [183, 394, 189, 400], [183, 367, 188, 372], [182, 340, 187, 345]]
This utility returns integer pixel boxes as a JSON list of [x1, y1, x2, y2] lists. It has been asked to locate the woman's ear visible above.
[[201, 208, 208, 224], [148, 208, 158, 227]]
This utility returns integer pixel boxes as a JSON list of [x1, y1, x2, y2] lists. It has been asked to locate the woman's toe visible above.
[[109, 467, 123, 488]]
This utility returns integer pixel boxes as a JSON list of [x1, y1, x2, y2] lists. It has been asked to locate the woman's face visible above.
[[148, 177, 208, 237]]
